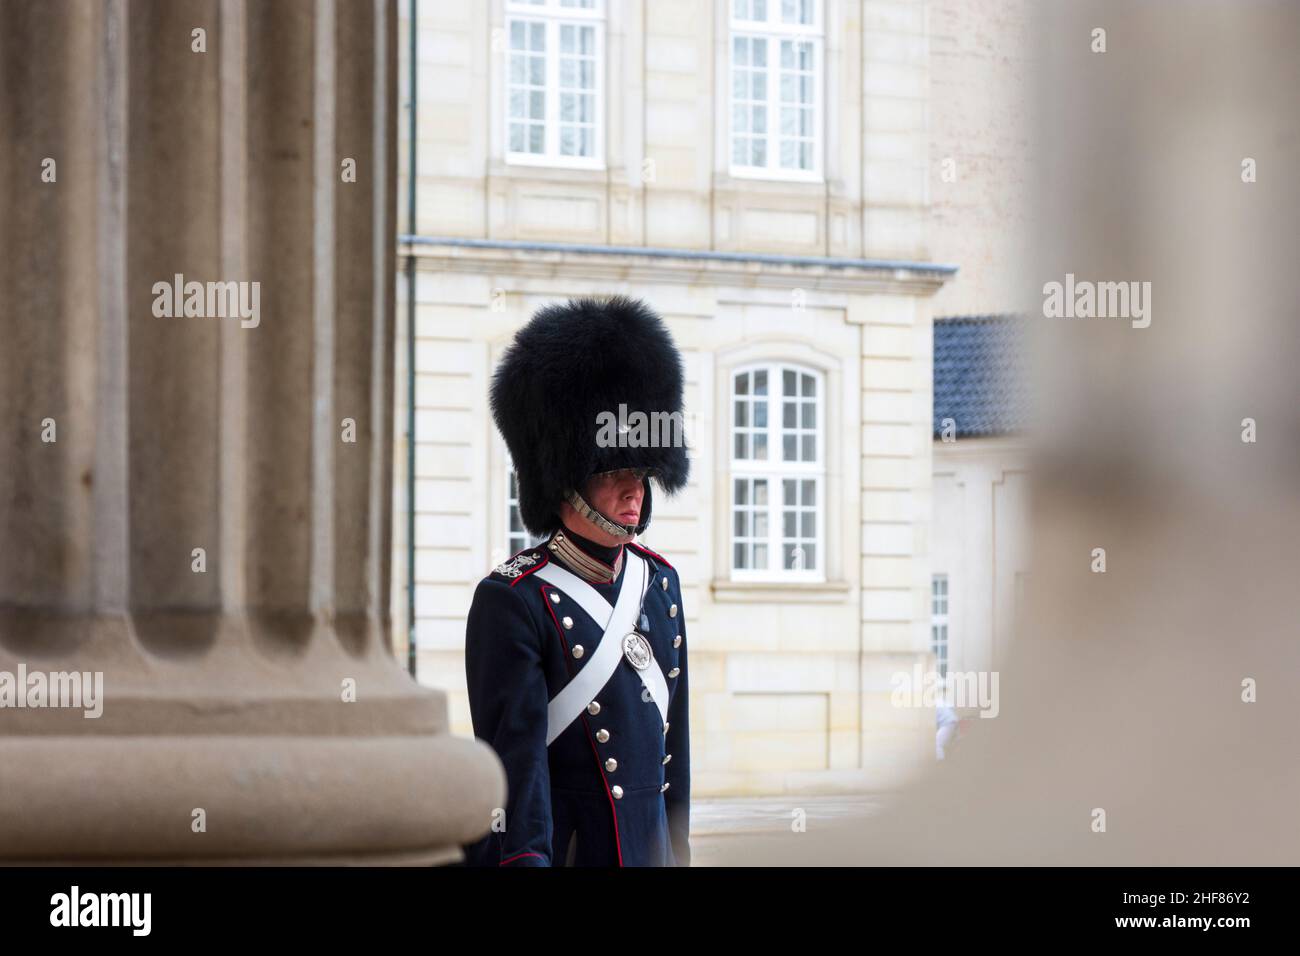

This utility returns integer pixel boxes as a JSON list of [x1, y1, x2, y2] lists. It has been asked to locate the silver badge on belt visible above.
[[622, 631, 653, 671]]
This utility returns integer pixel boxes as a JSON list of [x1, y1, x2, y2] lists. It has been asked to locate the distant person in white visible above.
[[936, 698, 960, 760]]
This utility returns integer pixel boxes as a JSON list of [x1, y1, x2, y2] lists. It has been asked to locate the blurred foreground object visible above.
[[720, 0, 1300, 865], [0, 0, 500, 863]]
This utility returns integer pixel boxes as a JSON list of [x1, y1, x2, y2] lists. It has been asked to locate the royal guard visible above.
[[461, 296, 692, 867]]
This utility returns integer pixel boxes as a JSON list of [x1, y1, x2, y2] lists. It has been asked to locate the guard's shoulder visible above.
[[628, 541, 675, 573], [484, 545, 549, 586]]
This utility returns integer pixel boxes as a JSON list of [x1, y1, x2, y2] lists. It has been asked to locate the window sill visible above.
[[710, 578, 852, 604]]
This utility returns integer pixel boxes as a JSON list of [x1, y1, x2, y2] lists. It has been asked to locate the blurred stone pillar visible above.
[[0, 0, 501, 863]]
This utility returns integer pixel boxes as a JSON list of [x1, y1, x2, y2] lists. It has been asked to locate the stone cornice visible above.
[[401, 235, 958, 296]]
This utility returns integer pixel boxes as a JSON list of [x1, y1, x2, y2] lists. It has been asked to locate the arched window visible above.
[[730, 363, 825, 580]]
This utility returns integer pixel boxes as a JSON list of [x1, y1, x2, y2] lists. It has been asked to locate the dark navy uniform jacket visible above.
[[461, 537, 690, 867]]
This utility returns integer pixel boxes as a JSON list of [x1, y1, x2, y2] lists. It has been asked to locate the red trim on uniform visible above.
[[631, 541, 676, 572], [540, 584, 575, 661], [507, 550, 549, 587], [500, 851, 545, 866]]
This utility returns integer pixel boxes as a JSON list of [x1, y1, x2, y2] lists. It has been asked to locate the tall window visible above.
[[730, 363, 824, 580], [729, 0, 822, 179], [505, 0, 604, 167], [931, 575, 950, 678], [506, 454, 546, 556]]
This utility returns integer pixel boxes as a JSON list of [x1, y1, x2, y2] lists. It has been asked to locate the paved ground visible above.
[[688, 794, 886, 866]]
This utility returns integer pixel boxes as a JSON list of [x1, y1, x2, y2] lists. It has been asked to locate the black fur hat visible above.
[[490, 295, 690, 537]]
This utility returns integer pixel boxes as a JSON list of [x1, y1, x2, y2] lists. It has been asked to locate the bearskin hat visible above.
[[489, 295, 691, 537]]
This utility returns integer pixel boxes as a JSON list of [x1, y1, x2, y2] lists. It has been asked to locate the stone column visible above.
[[0, 0, 502, 863]]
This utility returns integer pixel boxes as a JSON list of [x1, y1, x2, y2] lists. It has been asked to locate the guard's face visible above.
[[584, 469, 645, 527]]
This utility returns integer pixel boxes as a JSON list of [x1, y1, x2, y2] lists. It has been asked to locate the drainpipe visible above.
[[405, 0, 418, 678]]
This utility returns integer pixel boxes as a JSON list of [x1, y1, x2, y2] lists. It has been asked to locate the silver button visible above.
[[668, 667, 680, 678], [572, 644, 584, 659], [662, 754, 672, 765], [661, 577, 669, 591], [673, 635, 682, 648], [604, 757, 618, 772], [660, 782, 670, 793], [562, 615, 573, 629], [549, 592, 560, 604], [596, 728, 610, 743], [611, 785, 624, 799], [587, 700, 601, 715], [669, 604, 678, 618]]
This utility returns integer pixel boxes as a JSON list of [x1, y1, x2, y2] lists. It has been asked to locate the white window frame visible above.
[[504, 0, 606, 170], [505, 452, 546, 556], [729, 362, 826, 582], [727, 0, 824, 182], [931, 574, 950, 679]]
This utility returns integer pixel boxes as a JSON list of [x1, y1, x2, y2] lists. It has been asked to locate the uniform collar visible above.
[[546, 525, 625, 584]]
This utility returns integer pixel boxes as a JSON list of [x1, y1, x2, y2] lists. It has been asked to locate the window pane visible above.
[[780, 140, 796, 168], [509, 123, 525, 151], [801, 402, 814, 428], [783, 369, 796, 395], [733, 36, 748, 66], [754, 480, 768, 506], [734, 511, 746, 536], [732, 104, 748, 134], [510, 21, 525, 48], [509, 89, 525, 118], [530, 91, 544, 118], [801, 434, 814, 460], [529, 124, 544, 151], [783, 512, 796, 537], [754, 401, 767, 428], [753, 37, 766, 67], [800, 511, 814, 537], [753, 72, 766, 100], [735, 479, 748, 505], [755, 513, 768, 537], [735, 401, 748, 426], [803, 544, 816, 568], [734, 433, 746, 458], [735, 371, 749, 395], [754, 543, 767, 567], [801, 373, 814, 396], [783, 479, 795, 506], [783, 434, 796, 459], [782, 544, 795, 568], [754, 432, 767, 460], [754, 370, 767, 395], [783, 401, 796, 428], [801, 479, 814, 506], [734, 543, 747, 569], [752, 105, 766, 134], [560, 126, 576, 155], [530, 22, 544, 48], [529, 56, 544, 85], [754, 139, 766, 165], [510, 56, 525, 84], [754, 0, 767, 22]]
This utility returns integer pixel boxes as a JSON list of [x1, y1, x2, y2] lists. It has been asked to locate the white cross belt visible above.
[[534, 551, 671, 747]]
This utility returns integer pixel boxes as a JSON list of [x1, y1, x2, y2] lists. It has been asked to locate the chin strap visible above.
[[564, 488, 637, 539]]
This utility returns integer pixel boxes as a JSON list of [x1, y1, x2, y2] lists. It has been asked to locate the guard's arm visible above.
[[464, 577, 553, 867]]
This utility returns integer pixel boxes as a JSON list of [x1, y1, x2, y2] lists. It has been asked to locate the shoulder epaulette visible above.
[[488, 547, 548, 585]]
